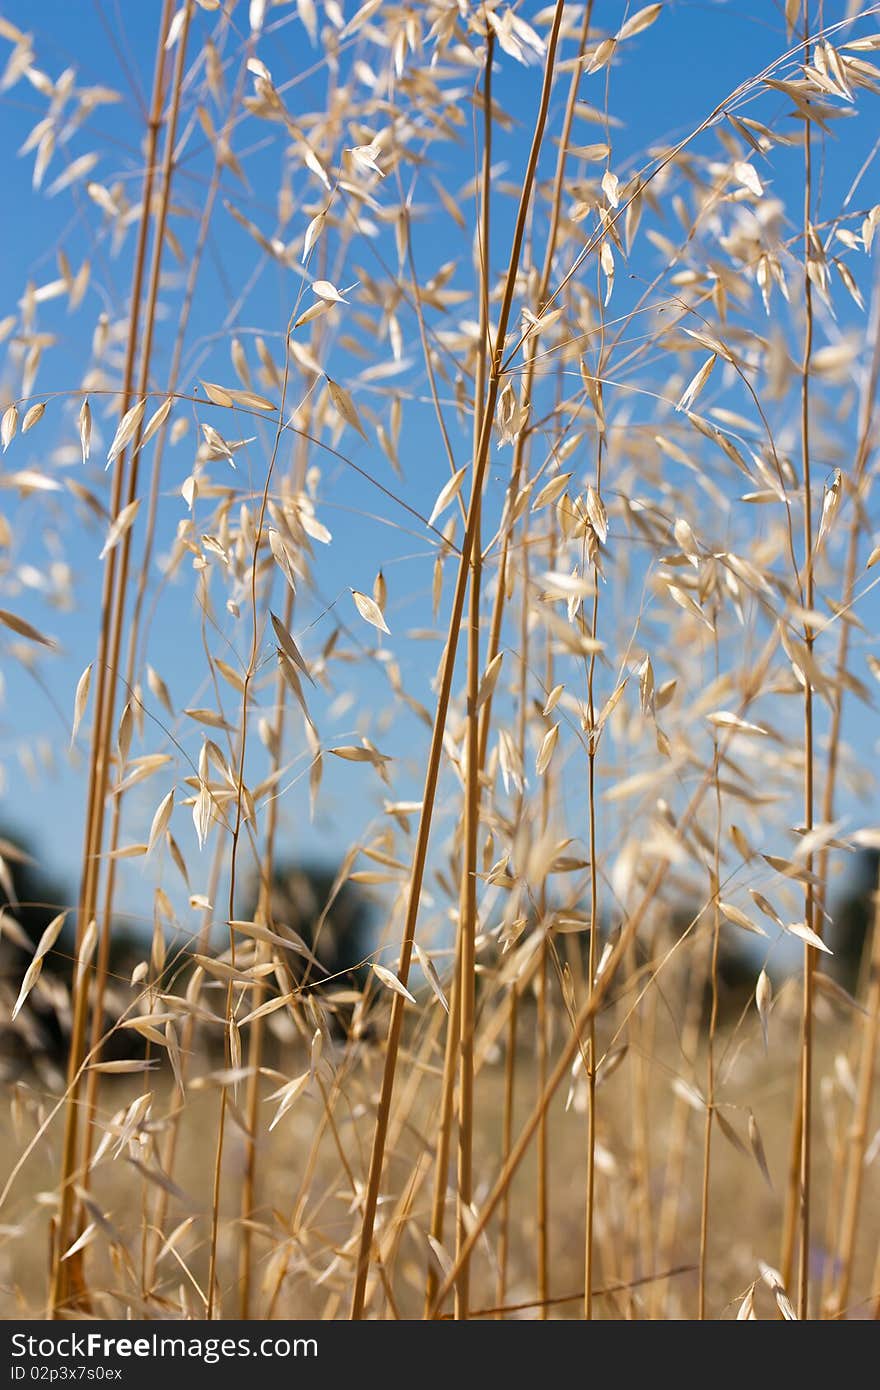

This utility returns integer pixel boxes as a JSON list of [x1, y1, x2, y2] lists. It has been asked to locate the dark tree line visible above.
[[1, 824, 876, 1072]]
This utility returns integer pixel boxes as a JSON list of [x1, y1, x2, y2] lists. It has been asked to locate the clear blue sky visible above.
[[0, 0, 878, 943]]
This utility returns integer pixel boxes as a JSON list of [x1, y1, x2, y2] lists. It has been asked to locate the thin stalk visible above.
[[422, 32, 494, 1319], [651, 933, 711, 1316], [530, 494, 557, 1318], [275, 965, 446, 1315], [830, 866, 880, 1316], [797, 9, 817, 1321], [114, 37, 257, 1293], [379, 945, 544, 1318], [236, 172, 334, 1311], [493, 524, 533, 1313], [80, 0, 193, 1172], [474, 0, 596, 1295], [475, 0, 594, 775], [779, 283, 880, 1301], [373, 1004, 456, 1290], [698, 662, 722, 1320], [267, 1049, 373, 1318], [583, 265, 605, 1324], [583, 723, 598, 1321], [583, 548, 603, 1316], [237, 583, 295, 1319], [814, 290, 880, 1311], [205, 297, 298, 1317], [131, 18, 250, 675], [454, 28, 492, 1321], [536, 923, 549, 1320], [495, 984, 518, 1316], [144, 837, 226, 1292], [361, 1008, 448, 1312], [349, 0, 569, 1319], [632, 953, 658, 1314], [423, 959, 462, 1315], [48, 0, 174, 1316], [618, 926, 656, 1319], [428, 638, 777, 1313]]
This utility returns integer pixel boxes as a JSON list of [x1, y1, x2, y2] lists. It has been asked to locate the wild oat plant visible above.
[[0, 0, 879, 1321]]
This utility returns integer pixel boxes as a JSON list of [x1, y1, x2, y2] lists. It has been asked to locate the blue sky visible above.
[[0, 0, 878, 946]]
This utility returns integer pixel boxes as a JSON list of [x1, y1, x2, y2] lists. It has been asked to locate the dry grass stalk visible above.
[[0, 0, 878, 1325], [49, 0, 178, 1314], [349, 0, 569, 1318]]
